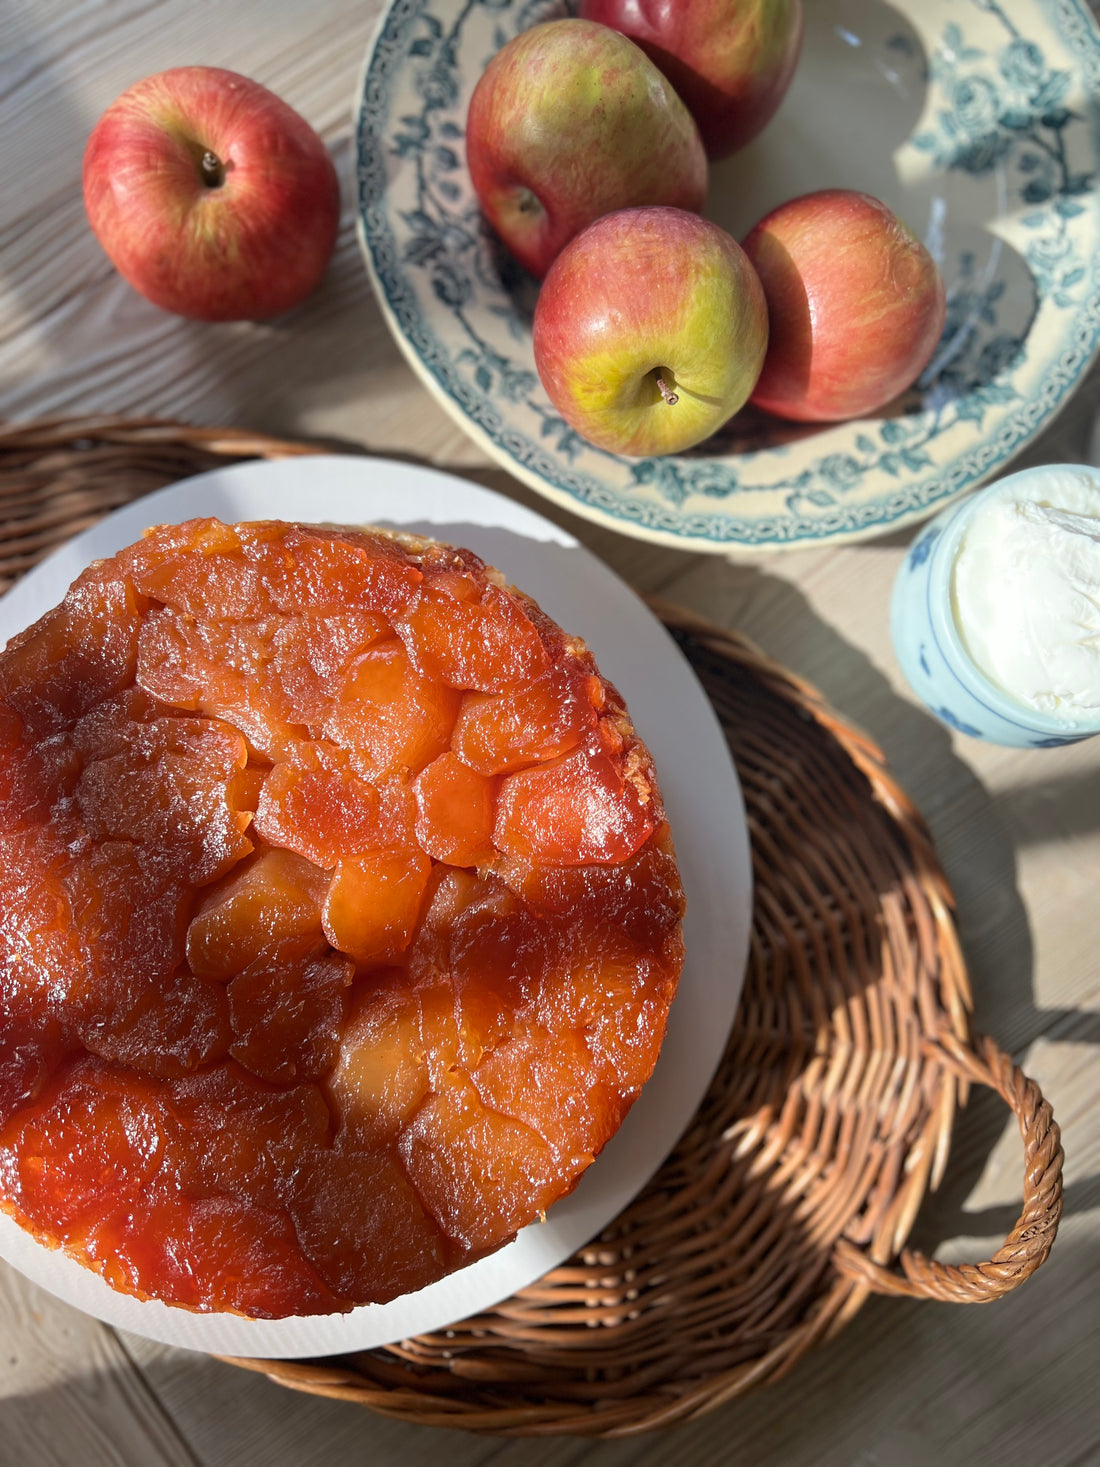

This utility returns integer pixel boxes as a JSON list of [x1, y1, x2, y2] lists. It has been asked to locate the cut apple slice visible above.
[[413, 752, 497, 866], [396, 570, 548, 692], [254, 755, 381, 868], [228, 952, 352, 1084], [325, 640, 460, 779], [186, 847, 329, 979], [289, 1139, 447, 1303], [398, 1074, 562, 1253], [322, 848, 432, 964], [494, 732, 654, 865], [327, 975, 430, 1145], [451, 660, 600, 775]]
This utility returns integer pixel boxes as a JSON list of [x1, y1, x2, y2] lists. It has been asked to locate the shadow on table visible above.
[[3, 1213, 1097, 1467], [632, 540, 1098, 1239]]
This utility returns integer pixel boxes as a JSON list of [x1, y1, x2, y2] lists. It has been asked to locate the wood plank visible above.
[[118, 1333, 550, 1467], [0, 1262, 200, 1467]]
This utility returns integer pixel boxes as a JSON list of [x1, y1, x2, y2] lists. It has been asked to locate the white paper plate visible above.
[[0, 455, 751, 1358]]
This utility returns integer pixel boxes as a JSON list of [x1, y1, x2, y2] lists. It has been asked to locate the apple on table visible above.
[[533, 206, 768, 458], [83, 66, 340, 321], [465, 19, 708, 280], [579, 0, 804, 158]]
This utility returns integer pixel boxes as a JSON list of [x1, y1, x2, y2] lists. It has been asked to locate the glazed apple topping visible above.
[[0, 518, 684, 1318]]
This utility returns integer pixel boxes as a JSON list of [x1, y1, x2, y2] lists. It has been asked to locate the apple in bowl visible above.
[[465, 19, 708, 280], [579, 0, 804, 159], [743, 189, 946, 422], [83, 67, 340, 321], [533, 207, 768, 457]]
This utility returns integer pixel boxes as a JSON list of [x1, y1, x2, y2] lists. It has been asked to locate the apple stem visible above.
[[656, 375, 679, 406], [200, 150, 225, 188]]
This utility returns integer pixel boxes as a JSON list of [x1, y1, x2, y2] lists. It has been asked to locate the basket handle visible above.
[[833, 1031, 1063, 1303]]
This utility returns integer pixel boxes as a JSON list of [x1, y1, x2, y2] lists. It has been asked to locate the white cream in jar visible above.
[[951, 465, 1100, 722]]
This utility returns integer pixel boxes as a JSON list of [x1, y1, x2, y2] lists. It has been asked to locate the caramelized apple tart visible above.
[[0, 519, 684, 1317]]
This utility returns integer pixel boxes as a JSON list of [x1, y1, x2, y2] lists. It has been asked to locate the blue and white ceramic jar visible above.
[[890, 465, 1100, 748]]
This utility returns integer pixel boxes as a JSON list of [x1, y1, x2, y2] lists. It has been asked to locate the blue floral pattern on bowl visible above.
[[355, 0, 1100, 552]]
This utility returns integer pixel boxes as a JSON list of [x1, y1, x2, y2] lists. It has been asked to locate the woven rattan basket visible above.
[[0, 416, 1064, 1438]]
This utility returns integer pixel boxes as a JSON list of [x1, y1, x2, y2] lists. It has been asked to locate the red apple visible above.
[[579, 0, 803, 159], [465, 19, 707, 281], [533, 207, 768, 457], [83, 67, 340, 321], [742, 189, 946, 422]]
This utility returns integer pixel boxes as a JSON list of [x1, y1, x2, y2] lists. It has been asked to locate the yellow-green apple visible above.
[[532, 207, 768, 457], [465, 19, 707, 280], [83, 67, 340, 321], [579, 0, 803, 159], [743, 189, 946, 422]]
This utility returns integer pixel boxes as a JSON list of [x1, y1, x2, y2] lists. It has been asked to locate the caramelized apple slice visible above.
[[398, 1075, 562, 1253], [0, 725, 82, 831], [0, 565, 142, 736], [166, 1063, 332, 1210], [79, 966, 231, 1081], [75, 711, 253, 886], [494, 732, 654, 865], [499, 826, 685, 954], [396, 570, 548, 692], [0, 1058, 169, 1238], [269, 609, 391, 729], [472, 1028, 619, 1169], [0, 824, 90, 1016], [327, 972, 429, 1144], [407, 866, 484, 961], [228, 952, 352, 1084], [0, 1022, 63, 1131], [452, 660, 599, 774], [60, 839, 189, 1005], [443, 877, 552, 1068], [535, 940, 677, 1099], [84, 1189, 342, 1317], [413, 752, 497, 866], [126, 520, 274, 619], [322, 848, 432, 964], [289, 1140, 447, 1303], [325, 640, 460, 779], [136, 607, 299, 759], [186, 848, 330, 979], [253, 755, 381, 867], [241, 524, 423, 617]]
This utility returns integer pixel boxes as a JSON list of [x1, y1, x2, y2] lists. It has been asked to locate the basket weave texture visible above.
[[0, 417, 1064, 1437]]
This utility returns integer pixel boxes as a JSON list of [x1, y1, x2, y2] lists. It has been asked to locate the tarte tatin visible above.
[[0, 519, 684, 1317]]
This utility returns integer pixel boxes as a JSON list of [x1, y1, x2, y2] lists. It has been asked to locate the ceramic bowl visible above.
[[355, 0, 1100, 553], [890, 463, 1100, 747]]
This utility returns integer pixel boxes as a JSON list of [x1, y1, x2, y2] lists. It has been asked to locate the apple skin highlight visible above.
[[533, 207, 768, 458], [83, 67, 340, 321], [580, 0, 804, 159], [743, 188, 946, 422], [466, 20, 708, 281]]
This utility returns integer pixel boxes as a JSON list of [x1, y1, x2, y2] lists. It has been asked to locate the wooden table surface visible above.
[[2, 2, 1099, 1464]]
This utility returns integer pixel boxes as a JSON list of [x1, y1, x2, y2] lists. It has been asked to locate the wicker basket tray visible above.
[[0, 416, 1064, 1438]]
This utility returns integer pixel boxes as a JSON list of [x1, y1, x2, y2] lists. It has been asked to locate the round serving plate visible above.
[[354, 0, 1100, 553], [0, 455, 751, 1358]]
